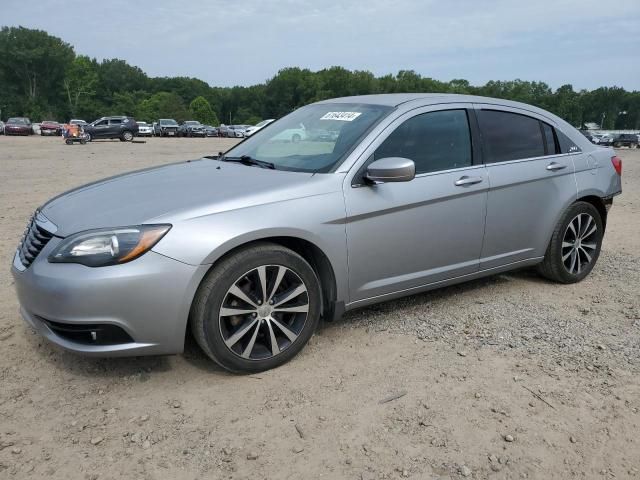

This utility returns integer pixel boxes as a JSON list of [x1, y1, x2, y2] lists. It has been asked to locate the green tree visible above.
[[136, 91, 189, 122], [63, 56, 98, 117], [189, 96, 219, 125], [0, 26, 74, 118]]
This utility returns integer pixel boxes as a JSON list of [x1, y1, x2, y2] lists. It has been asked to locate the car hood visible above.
[[41, 159, 320, 237]]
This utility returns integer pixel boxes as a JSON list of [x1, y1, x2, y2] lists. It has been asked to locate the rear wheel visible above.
[[537, 201, 603, 283], [121, 130, 134, 141], [191, 243, 321, 373]]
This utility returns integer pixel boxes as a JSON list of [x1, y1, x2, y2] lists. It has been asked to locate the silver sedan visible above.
[[12, 94, 621, 372]]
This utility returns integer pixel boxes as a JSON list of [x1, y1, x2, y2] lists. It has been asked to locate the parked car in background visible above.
[[178, 121, 205, 137], [203, 125, 218, 137], [217, 124, 232, 137], [244, 119, 275, 136], [32, 123, 42, 135], [84, 116, 139, 142], [612, 133, 639, 148], [4, 117, 33, 135], [40, 121, 62, 136], [70, 119, 87, 126], [155, 119, 179, 137], [136, 122, 153, 137], [271, 123, 307, 143], [0, 121, 4, 134], [228, 125, 247, 138], [11, 94, 622, 373], [597, 134, 614, 146], [308, 128, 340, 142]]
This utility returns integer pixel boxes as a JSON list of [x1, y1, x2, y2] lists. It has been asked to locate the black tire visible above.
[[84, 133, 92, 142], [190, 242, 322, 373], [537, 201, 603, 284], [121, 130, 134, 142]]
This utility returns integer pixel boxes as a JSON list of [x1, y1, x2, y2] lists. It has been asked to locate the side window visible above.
[[374, 109, 472, 174], [556, 129, 581, 154], [109, 118, 122, 126], [541, 122, 558, 155], [95, 120, 107, 126], [477, 110, 545, 163]]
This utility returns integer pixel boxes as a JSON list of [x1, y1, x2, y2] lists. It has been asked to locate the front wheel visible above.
[[191, 243, 322, 373], [537, 201, 603, 283], [84, 133, 92, 142]]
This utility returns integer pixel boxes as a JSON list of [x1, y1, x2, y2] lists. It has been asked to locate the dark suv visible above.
[[612, 133, 639, 148], [178, 121, 205, 137], [84, 116, 139, 142]]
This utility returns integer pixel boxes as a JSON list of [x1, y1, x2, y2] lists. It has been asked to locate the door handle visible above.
[[454, 176, 483, 186], [546, 162, 567, 171]]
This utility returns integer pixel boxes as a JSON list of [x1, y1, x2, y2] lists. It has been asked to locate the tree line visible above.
[[1, 26, 639, 130]]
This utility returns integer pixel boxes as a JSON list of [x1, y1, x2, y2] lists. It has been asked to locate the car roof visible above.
[[314, 93, 552, 112]]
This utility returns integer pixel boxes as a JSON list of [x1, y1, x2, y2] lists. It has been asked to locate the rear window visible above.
[[477, 110, 545, 163]]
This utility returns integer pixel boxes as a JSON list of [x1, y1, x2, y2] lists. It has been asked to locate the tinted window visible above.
[[374, 109, 472, 174], [541, 122, 558, 155], [556, 129, 581, 154], [109, 118, 122, 125], [478, 110, 545, 162]]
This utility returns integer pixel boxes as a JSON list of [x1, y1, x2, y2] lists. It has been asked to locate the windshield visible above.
[[185, 121, 200, 126], [223, 103, 392, 173], [8, 118, 28, 125], [160, 119, 178, 126]]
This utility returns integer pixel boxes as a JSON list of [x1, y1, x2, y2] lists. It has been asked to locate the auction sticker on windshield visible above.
[[320, 112, 362, 121]]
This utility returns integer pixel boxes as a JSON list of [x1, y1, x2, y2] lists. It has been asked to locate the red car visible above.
[[40, 120, 62, 136], [4, 117, 33, 136]]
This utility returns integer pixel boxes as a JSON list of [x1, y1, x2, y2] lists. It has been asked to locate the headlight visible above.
[[49, 225, 171, 267]]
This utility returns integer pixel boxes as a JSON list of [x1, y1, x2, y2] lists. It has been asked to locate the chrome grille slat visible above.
[[17, 215, 54, 268]]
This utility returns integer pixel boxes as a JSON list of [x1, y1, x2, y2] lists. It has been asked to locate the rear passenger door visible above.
[[108, 118, 122, 137], [475, 106, 577, 269]]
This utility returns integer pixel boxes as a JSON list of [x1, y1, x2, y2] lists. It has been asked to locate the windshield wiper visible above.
[[220, 155, 275, 169]]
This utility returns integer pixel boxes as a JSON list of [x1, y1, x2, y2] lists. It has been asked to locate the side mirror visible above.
[[365, 157, 415, 183]]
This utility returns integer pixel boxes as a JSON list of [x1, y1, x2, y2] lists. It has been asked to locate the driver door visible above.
[[92, 119, 109, 138], [343, 105, 488, 303]]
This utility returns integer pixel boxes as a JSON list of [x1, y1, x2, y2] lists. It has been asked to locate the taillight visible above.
[[611, 156, 622, 175]]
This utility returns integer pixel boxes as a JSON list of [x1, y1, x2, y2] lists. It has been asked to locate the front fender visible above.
[[152, 193, 350, 304]]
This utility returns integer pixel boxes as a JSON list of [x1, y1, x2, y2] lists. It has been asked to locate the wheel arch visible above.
[[576, 194, 608, 229], [187, 235, 340, 343]]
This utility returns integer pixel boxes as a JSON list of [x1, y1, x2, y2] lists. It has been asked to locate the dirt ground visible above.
[[0, 136, 638, 480]]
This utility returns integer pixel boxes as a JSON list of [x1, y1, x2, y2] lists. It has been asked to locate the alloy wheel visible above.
[[218, 265, 309, 360], [561, 213, 598, 275]]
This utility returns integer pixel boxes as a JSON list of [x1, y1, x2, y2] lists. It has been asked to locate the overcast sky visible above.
[[4, 0, 639, 90]]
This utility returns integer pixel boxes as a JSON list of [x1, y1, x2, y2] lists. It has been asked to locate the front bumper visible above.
[[12, 238, 208, 357]]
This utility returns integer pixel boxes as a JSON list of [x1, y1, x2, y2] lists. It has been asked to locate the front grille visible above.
[[18, 216, 54, 268]]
